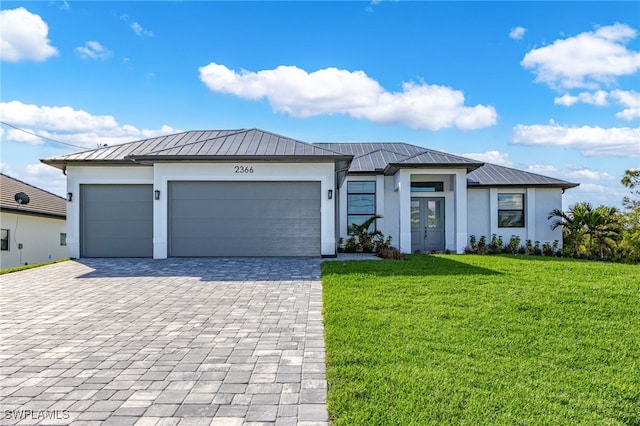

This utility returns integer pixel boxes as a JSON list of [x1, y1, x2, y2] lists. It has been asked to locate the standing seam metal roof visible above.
[[39, 130, 578, 189], [41, 129, 349, 165]]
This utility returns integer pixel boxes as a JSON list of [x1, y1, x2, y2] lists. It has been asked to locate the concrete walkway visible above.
[[0, 258, 328, 425]]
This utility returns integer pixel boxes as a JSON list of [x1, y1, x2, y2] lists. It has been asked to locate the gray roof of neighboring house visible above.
[[42, 129, 351, 167], [0, 173, 66, 218]]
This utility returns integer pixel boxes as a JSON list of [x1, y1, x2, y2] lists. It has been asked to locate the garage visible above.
[[80, 184, 153, 257], [168, 181, 321, 257]]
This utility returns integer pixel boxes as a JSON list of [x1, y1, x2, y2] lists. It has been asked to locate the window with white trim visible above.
[[1, 229, 8, 251], [347, 181, 376, 232], [498, 193, 525, 227]]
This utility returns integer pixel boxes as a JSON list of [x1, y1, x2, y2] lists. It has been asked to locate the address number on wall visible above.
[[234, 165, 254, 174]]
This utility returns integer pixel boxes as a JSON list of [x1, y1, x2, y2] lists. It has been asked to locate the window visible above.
[[498, 193, 525, 227], [60, 233, 67, 246], [411, 181, 444, 192], [1, 229, 8, 251], [347, 181, 376, 232]]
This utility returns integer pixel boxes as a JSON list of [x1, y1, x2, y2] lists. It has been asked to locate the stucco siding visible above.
[[0, 212, 67, 269], [467, 188, 490, 240], [534, 188, 564, 246], [467, 187, 564, 249]]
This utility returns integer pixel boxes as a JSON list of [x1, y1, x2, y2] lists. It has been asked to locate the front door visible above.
[[411, 197, 445, 253]]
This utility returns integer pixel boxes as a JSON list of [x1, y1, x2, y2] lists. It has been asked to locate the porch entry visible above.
[[411, 197, 445, 253]]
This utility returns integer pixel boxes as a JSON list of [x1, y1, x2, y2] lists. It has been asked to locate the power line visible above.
[[0, 120, 86, 149]]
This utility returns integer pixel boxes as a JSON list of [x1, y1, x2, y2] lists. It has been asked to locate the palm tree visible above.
[[548, 203, 590, 257], [550, 203, 622, 259], [589, 206, 622, 259]]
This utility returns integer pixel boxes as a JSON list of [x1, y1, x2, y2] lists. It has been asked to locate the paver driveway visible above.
[[0, 258, 328, 425]]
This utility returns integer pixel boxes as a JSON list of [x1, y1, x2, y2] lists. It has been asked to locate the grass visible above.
[[0, 258, 70, 275], [322, 255, 640, 425]]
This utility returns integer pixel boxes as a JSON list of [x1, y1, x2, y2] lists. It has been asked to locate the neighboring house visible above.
[[0, 173, 67, 269], [41, 129, 578, 258]]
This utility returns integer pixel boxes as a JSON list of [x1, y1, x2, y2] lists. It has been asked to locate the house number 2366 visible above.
[[234, 165, 254, 174]]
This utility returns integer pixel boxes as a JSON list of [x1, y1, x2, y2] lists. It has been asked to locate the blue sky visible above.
[[1, 1, 638, 209]]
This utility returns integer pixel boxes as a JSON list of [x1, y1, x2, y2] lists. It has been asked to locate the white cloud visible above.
[[511, 120, 640, 157], [611, 89, 640, 121], [554, 89, 640, 120], [509, 26, 526, 40], [131, 21, 153, 37], [23, 163, 66, 196], [521, 23, 640, 89], [0, 162, 12, 174], [199, 62, 497, 131], [75, 41, 112, 60], [554, 90, 609, 106], [462, 150, 513, 166], [0, 100, 179, 148], [0, 7, 58, 62], [0, 162, 65, 197]]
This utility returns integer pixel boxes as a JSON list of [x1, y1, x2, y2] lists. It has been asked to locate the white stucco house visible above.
[[41, 129, 578, 258], [0, 173, 67, 269]]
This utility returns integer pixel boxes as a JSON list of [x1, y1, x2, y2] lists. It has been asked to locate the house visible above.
[[0, 173, 67, 269], [41, 129, 578, 258]]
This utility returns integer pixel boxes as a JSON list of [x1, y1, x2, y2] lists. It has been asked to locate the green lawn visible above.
[[321, 255, 640, 425]]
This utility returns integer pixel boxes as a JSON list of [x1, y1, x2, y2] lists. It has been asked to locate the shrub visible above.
[[507, 235, 521, 254], [377, 246, 407, 260], [469, 235, 478, 253], [488, 234, 503, 254], [478, 236, 487, 254], [533, 241, 542, 256]]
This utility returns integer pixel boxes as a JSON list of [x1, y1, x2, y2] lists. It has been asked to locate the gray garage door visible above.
[[80, 184, 153, 257], [169, 181, 321, 257]]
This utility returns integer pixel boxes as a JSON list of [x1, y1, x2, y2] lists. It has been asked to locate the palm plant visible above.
[[347, 215, 383, 253], [548, 203, 588, 257], [589, 206, 622, 259], [549, 202, 622, 259]]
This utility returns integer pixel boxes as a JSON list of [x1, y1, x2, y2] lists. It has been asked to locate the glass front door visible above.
[[411, 197, 445, 253]]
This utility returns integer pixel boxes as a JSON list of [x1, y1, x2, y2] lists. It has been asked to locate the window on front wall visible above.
[[347, 181, 376, 233], [411, 181, 444, 192], [498, 193, 525, 227], [60, 233, 67, 246], [1, 229, 8, 251]]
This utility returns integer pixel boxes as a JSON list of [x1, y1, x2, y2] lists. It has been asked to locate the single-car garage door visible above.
[[169, 181, 320, 257], [80, 184, 153, 257]]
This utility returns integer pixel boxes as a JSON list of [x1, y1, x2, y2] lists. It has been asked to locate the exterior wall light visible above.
[[328, 189, 333, 200], [67, 192, 73, 202], [154, 190, 160, 200]]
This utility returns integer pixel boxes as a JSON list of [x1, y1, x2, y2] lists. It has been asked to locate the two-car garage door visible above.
[[80, 181, 321, 257], [168, 181, 320, 257]]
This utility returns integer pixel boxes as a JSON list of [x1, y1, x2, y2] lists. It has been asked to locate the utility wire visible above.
[[0, 120, 86, 149]]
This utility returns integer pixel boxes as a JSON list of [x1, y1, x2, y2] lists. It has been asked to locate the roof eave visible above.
[[467, 182, 580, 190], [0, 206, 66, 219], [40, 158, 143, 170], [384, 162, 484, 175], [125, 155, 353, 163]]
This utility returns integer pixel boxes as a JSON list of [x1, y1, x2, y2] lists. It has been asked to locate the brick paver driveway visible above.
[[0, 258, 328, 425]]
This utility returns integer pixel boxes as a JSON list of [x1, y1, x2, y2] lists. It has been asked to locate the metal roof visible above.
[[467, 162, 579, 189], [42, 129, 350, 168], [40, 129, 578, 189], [315, 142, 483, 173], [315, 142, 577, 188], [0, 173, 66, 218]]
